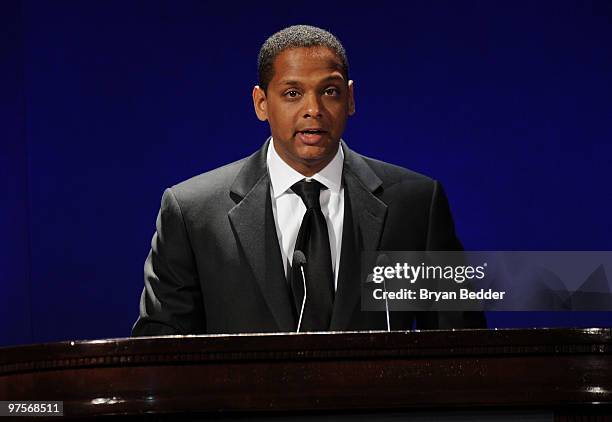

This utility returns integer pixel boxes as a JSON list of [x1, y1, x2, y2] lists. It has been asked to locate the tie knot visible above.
[[291, 179, 326, 209]]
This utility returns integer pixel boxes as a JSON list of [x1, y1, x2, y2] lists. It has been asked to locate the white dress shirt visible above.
[[266, 138, 345, 290]]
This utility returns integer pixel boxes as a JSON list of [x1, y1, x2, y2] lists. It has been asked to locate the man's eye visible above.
[[324, 87, 340, 96], [285, 90, 300, 98]]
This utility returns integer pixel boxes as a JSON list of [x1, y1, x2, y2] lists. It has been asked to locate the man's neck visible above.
[[267, 138, 344, 198], [273, 144, 340, 177]]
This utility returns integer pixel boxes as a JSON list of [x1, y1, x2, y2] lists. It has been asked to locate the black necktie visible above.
[[290, 179, 334, 331]]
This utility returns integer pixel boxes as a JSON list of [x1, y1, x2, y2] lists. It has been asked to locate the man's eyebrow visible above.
[[278, 75, 345, 86], [321, 74, 345, 83], [279, 80, 303, 86]]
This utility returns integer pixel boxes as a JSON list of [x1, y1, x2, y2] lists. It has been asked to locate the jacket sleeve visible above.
[[425, 180, 463, 251], [131, 188, 206, 336], [417, 180, 487, 329]]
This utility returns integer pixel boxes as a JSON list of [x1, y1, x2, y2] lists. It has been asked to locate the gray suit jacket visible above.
[[132, 140, 485, 336]]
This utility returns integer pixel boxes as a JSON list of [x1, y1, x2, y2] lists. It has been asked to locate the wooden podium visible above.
[[1, 328, 611, 420]]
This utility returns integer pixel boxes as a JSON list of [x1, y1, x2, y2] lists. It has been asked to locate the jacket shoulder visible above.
[[358, 153, 436, 188], [168, 156, 248, 203]]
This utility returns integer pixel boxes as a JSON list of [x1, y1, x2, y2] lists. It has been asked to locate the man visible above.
[[132, 25, 485, 336]]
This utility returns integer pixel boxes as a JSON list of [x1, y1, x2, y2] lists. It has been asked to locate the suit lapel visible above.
[[228, 140, 295, 332], [330, 142, 388, 330]]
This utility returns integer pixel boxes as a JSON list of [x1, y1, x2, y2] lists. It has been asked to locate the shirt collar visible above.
[[267, 138, 344, 199]]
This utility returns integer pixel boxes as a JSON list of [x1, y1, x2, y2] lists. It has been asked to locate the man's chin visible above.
[[294, 150, 337, 173], [295, 139, 339, 158], [296, 149, 335, 165], [273, 137, 339, 175]]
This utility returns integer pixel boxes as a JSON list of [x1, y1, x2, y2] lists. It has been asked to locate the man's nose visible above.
[[302, 92, 323, 118]]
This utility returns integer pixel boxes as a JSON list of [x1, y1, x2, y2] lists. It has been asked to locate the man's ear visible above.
[[348, 80, 356, 116], [252, 85, 268, 121]]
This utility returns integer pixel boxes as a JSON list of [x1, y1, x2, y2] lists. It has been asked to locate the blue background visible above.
[[2, 0, 611, 346]]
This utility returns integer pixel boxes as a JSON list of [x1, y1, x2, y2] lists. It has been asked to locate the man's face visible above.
[[253, 46, 355, 176]]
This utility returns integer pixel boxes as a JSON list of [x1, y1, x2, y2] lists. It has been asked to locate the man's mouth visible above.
[[296, 129, 327, 144]]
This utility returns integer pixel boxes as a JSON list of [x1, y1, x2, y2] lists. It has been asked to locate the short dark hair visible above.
[[257, 25, 349, 92]]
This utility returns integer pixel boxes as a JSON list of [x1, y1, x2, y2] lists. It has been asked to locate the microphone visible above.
[[375, 254, 391, 332], [292, 250, 307, 333]]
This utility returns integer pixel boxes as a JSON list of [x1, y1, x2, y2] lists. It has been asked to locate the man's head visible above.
[[253, 25, 355, 177], [257, 25, 349, 93]]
